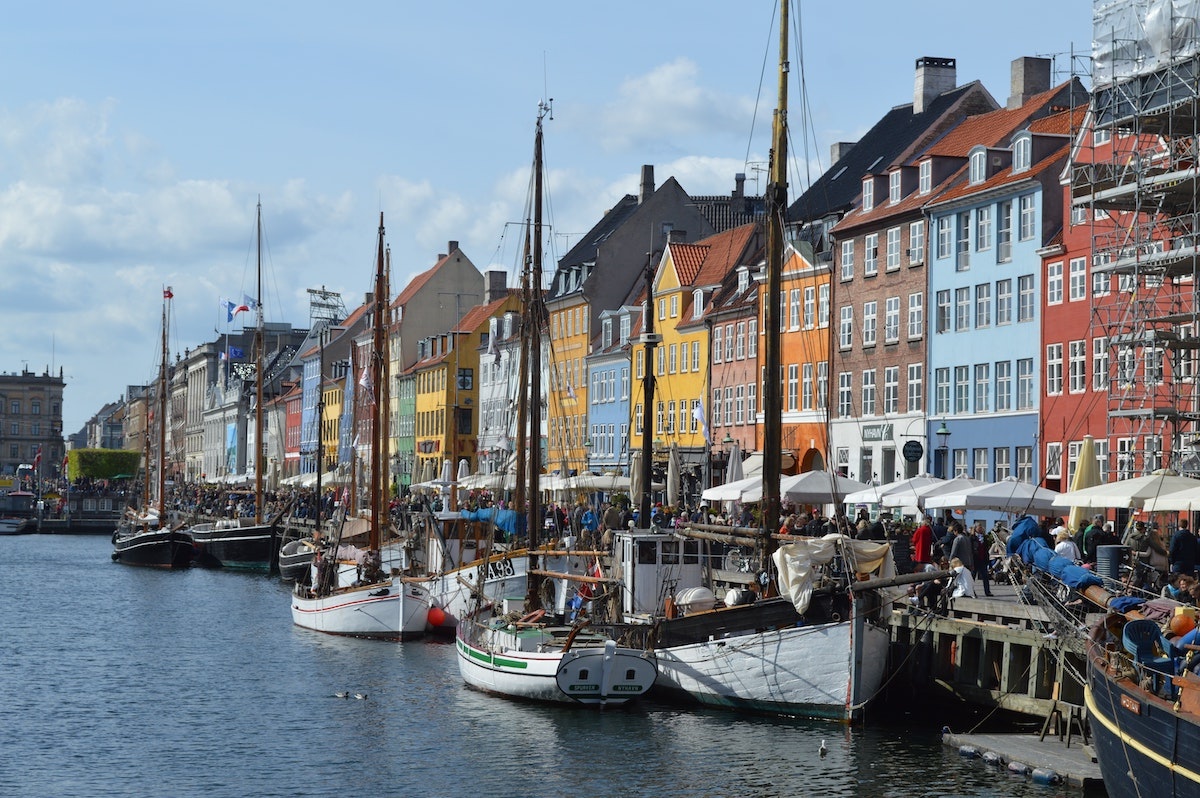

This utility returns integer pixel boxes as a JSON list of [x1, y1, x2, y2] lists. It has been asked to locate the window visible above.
[[816, 363, 827, 411], [976, 205, 992, 251], [838, 372, 852, 417], [862, 369, 877, 416], [1069, 340, 1087, 393], [935, 290, 950, 333], [1045, 442, 1062, 478], [884, 296, 900, 343], [9, 400, 18, 414], [1046, 343, 1063, 395], [734, 387, 744, 425], [839, 306, 853, 348], [969, 148, 987, 184], [656, 346, 665, 376], [995, 448, 1011, 480], [1092, 337, 1108, 391], [787, 364, 799, 412], [954, 449, 968, 477], [1047, 261, 1063, 304], [935, 367, 950, 415], [1013, 133, 1032, 172], [1092, 254, 1111, 296], [31, 401, 40, 415], [1017, 358, 1034, 409], [736, 322, 746, 360], [1018, 194, 1036, 240], [712, 326, 723, 364], [724, 324, 734, 361], [908, 292, 924, 338], [621, 367, 629, 398], [788, 288, 801, 329], [954, 366, 970, 412], [884, 366, 899, 414], [668, 295, 677, 318], [802, 363, 814, 410], [620, 315, 631, 344], [997, 201, 1013, 262], [1094, 127, 1112, 145], [955, 287, 970, 331], [1069, 257, 1087, 301], [919, 160, 932, 194], [601, 318, 612, 349], [1148, 347, 1165, 384], [886, 227, 901, 271], [711, 391, 721, 428], [692, 289, 705, 319], [889, 170, 902, 203], [974, 448, 989, 480], [841, 240, 854, 280], [862, 177, 874, 212], [667, 344, 676, 374], [656, 401, 664, 433], [817, 286, 829, 327], [1017, 275, 1035, 322], [975, 363, 990, 412], [996, 279, 1013, 325], [951, 216, 969, 274], [1016, 446, 1034, 481], [937, 216, 953, 259], [666, 401, 676, 433], [907, 363, 923, 412], [974, 283, 991, 328], [658, 298, 666, 320], [909, 221, 925, 263], [803, 287, 815, 328], [747, 321, 757, 357], [864, 233, 879, 276], [862, 301, 877, 346], [724, 387, 733, 425], [996, 360, 1013, 410], [748, 383, 757, 420]]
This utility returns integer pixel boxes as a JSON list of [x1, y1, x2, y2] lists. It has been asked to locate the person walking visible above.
[[970, 521, 993, 596], [1170, 518, 1198, 577], [910, 515, 934, 572]]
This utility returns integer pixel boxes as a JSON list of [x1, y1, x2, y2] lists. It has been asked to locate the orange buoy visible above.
[[1171, 613, 1196, 637], [427, 606, 446, 628]]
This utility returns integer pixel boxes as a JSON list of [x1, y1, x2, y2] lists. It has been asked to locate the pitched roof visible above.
[[454, 290, 518, 333], [394, 245, 464, 308]]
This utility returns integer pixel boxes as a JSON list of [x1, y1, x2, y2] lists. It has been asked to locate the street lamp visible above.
[[935, 420, 951, 478]]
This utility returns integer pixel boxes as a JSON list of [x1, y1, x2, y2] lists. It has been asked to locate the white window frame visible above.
[[908, 292, 924, 339]]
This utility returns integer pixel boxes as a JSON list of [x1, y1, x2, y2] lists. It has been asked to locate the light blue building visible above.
[[586, 306, 639, 474]]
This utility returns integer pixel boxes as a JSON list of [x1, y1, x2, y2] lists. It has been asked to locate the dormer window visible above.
[[737, 267, 750, 295], [862, 178, 874, 212], [692, 289, 705, 319], [968, 147, 987, 184], [888, 171, 902, 204], [619, 314, 631, 344], [919, 160, 931, 194], [602, 318, 612, 348], [1013, 132, 1032, 173]]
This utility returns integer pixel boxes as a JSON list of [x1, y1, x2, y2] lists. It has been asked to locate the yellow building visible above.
[[321, 374, 344, 475], [409, 289, 521, 481]]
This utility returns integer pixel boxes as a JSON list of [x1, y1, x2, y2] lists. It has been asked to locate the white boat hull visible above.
[[456, 619, 657, 705], [423, 554, 529, 631], [291, 578, 429, 640], [653, 617, 890, 721]]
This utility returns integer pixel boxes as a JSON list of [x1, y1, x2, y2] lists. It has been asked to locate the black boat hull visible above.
[[191, 523, 279, 571], [112, 529, 194, 569], [278, 537, 316, 583], [1087, 646, 1200, 798]]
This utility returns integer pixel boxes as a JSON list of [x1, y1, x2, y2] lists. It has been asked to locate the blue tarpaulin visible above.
[[1008, 514, 1104, 591]]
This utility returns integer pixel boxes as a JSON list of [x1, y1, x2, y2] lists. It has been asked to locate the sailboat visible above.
[[613, 2, 896, 721], [191, 200, 288, 571], [289, 213, 430, 640], [112, 288, 195, 569], [455, 101, 658, 705]]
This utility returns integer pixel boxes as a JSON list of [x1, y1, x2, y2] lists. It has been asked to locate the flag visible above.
[[33, 445, 41, 469], [358, 364, 374, 402], [227, 346, 244, 359], [692, 400, 710, 444], [221, 298, 236, 322], [233, 302, 250, 316], [243, 293, 258, 311], [566, 380, 576, 400], [163, 287, 173, 299]]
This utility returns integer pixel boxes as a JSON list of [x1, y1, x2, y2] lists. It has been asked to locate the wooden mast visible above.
[[254, 199, 265, 524], [157, 289, 170, 521], [526, 101, 549, 609], [513, 225, 531, 521], [638, 254, 656, 526], [762, 0, 789, 552], [370, 212, 387, 551]]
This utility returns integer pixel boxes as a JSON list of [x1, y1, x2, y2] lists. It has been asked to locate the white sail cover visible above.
[[772, 534, 896, 614]]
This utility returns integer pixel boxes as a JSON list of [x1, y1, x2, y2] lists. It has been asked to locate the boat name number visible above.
[[481, 559, 516, 581], [1119, 694, 1141, 715]]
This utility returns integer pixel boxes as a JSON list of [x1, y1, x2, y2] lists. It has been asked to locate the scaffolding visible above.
[[1074, 0, 1200, 476]]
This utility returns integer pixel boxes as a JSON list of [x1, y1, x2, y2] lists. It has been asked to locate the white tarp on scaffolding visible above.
[[1093, 0, 1200, 85]]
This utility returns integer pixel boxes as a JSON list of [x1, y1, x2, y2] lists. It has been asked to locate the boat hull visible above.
[[291, 578, 429, 640], [652, 605, 890, 722], [1086, 648, 1200, 798], [191, 522, 279, 571], [456, 619, 657, 705], [422, 554, 529, 633], [112, 528, 194, 569], [278, 537, 316, 583]]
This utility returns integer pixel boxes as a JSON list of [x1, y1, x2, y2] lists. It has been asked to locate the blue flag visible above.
[[221, 298, 236, 322], [228, 346, 245, 359]]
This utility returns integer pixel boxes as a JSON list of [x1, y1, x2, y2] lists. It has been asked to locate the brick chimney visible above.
[[830, 141, 858, 164], [914, 57, 956, 114], [639, 164, 655, 205], [1008, 56, 1051, 109], [484, 270, 508, 303]]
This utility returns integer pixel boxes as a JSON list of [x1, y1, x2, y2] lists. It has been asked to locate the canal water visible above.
[[2, 534, 1094, 797]]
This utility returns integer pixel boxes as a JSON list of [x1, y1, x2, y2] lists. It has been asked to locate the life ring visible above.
[[518, 609, 546, 624]]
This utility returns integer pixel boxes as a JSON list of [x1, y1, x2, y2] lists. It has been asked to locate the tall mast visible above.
[[254, 198, 265, 524], [513, 225, 531, 519], [526, 101, 549, 609], [316, 326, 325, 530], [639, 253, 657, 526], [762, 0, 789, 549], [157, 290, 170, 520], [370, 213, 387, 550]]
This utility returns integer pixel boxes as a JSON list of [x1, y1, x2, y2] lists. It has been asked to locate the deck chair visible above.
[[1122, 618, 1178, 695]]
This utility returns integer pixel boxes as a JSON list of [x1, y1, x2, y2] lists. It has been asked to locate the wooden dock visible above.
[[942, 730, 1104, 789]]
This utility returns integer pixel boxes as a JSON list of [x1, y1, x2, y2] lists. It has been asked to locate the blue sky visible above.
[[0, 1, 1094, 434]]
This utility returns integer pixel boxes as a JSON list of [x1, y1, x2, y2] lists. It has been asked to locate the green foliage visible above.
[[70, 449, 142, 480]]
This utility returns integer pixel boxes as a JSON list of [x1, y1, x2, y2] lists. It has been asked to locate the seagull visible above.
[[334, 691, 349, 699], [819, 740, 828, 758], [354, 693, 368, 700]]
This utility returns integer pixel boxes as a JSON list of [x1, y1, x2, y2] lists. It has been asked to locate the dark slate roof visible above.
[[788, 82, 991, 225], [690, 191, 766, 232], [554, 194, 641, 274]]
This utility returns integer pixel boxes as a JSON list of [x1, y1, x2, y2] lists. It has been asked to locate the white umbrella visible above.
[[1142, 485, 1200, 512], [725, 442, 743, 483], [923, 476, 1061, 513], [629, 450, 645, 507], [1053, 469, 1200, 510], [571, 472, 631, 492], [439, 459, 454, 484], [667, 443, 681, 507], [844, 474, 944, 506], [700, 475, 762, 502], [457, 458, 470, 482], [883, 476, 986, 508], [779, 471, 870, 504]]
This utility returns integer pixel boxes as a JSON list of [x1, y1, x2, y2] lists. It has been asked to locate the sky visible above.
[[0, 1, 1095, 434]]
